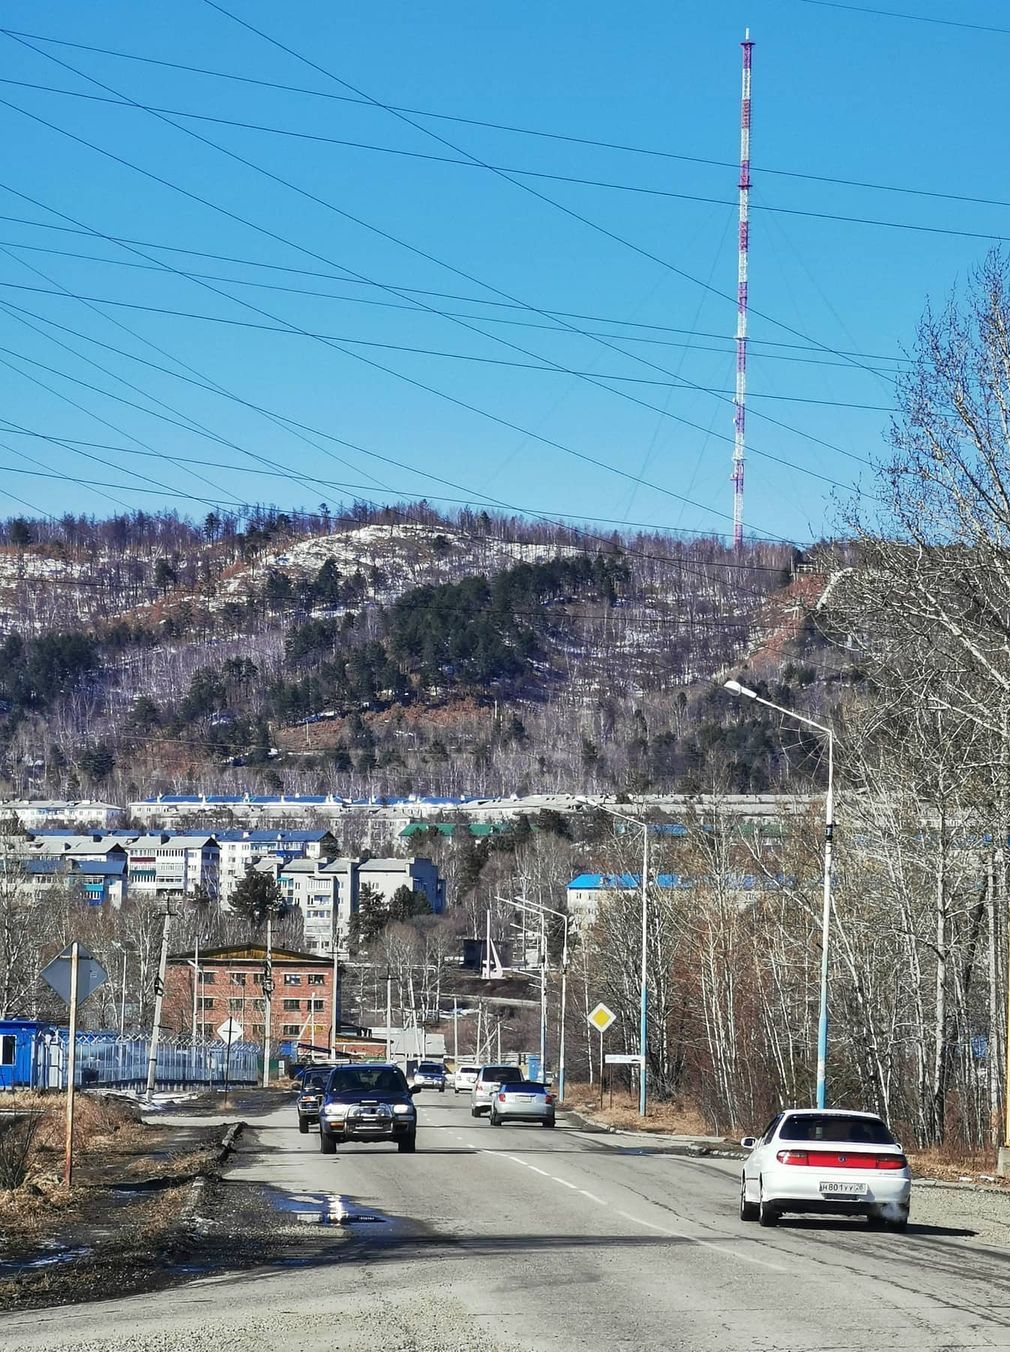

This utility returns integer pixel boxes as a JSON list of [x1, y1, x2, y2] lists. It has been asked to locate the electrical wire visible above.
[[0, 223, 910, 371], [2, 74, 1007, 248], [5, 25, 1006, 214], [0, 278, 898, 414]]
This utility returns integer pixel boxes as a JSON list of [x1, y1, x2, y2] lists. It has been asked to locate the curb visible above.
[[179, 1121, 245, 1231], [565, 1109, 744, 1158], [217, 1121, 244, 1161]]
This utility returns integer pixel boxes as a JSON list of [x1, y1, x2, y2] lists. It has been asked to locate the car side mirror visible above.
[[740, 1136, 757, 1150], [409, 1085, 421, 1095]]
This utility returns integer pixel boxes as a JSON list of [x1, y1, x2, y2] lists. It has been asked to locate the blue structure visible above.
[[0, 1020, 56, 1090]]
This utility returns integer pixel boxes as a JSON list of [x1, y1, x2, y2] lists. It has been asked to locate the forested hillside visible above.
[[0, 503, 836, 801]]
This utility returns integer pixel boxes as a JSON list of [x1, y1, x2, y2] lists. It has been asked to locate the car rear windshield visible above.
[[417, 1063, 442, 1073], [779, 1114, 894, 1145], [457, 1066, 478, 1074], [327, 1066, 407, 1094], [481, 1066, 523, 1082], [503, 1081, 546, 1094]]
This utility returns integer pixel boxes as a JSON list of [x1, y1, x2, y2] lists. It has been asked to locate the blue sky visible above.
[[0, 0, 1003, 545]]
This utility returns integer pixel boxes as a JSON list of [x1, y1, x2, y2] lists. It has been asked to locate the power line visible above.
[[0, 49, 884, 494], [0, 279, 898, 414], [794, 0, 1010, 35], [197, 1, 887, 387], [3, 74, 1008, 248], [0, 223, 910, 370], [4, 26, 1006, 214]]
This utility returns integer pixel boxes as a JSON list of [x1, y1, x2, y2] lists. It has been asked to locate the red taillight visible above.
[[776, 1149, 907, 1170], [545, 1094, 555, 1105], [498, 1092, 507, 1102]]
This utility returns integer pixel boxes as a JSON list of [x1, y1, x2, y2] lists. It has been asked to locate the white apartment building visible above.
[[216, 830, 338, 905], [125, 834, 220, 900], [254, 855, 356, 957], [0, 800, 120, 830], [357, 857, 445, 912]]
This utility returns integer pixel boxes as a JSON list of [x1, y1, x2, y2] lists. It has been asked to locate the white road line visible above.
[[475, 1146, 783, 1271]]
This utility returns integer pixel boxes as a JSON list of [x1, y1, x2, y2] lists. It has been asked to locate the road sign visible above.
[[588, 1002, 616, 1034], [605, 1053, 644, 1065], [217, 1018, 244, 1045], [40, 944, 107, 1007]]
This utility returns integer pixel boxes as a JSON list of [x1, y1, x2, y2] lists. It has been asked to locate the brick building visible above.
[[163, 944, 338, 1048]]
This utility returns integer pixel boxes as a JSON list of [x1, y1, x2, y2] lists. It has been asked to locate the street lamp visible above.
[[508, 897, 570, 1103], [576, 799, 649, 1118], [724, 678, 835, 1109]]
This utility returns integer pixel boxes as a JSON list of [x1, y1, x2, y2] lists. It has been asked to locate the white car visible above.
[[452, 1064, 479, 1094], [740, 1108, 910, 1230]]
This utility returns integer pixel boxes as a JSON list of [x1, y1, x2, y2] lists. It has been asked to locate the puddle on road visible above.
[[268, 1189, 387, 1227]]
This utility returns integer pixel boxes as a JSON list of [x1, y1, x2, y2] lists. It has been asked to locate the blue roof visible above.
[[76, 860, 127, 876]]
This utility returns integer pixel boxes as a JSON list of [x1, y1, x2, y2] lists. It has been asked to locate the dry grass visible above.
[[906, 1146, 1010, 1186], [564, 1082, 715, 1136]]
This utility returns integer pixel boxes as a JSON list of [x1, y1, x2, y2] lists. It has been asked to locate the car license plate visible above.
[[820, 1181, 867, 1195], [517, 1095, 533, 1102]]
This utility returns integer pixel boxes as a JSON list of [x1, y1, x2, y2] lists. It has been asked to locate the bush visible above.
[[0, 1109, 46, 1190]]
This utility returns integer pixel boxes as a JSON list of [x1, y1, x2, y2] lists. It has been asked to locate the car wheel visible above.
[[740, 1177, 759, 1222], [542, 1117, 556, 1129], [758, 1183, 779, 1227], [490, 1109, 501, 1127], [298, 1117, 309, 1135], [471, 1107, 480, 1118], [398, 1132, 417, 1154], [440, 1085, 445, 1093], [319, 1128, 337, 1155], [867, 1208, 884, 1228]]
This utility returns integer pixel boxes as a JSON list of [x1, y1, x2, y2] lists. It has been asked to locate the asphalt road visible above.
[[7, 1093, 1010, 1351]]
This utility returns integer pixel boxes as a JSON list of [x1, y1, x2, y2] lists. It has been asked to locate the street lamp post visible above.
[[577, 803, 650, 1118], [509, 897, 570, 1103], [724, 678, 835, 1109]]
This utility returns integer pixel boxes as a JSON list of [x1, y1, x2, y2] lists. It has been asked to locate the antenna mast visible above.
[[732, 28, 753, 551]]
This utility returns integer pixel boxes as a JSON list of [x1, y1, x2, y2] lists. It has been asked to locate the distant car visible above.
[[471, 1064, 525, 1117], [318, 1063, 419, 1154], [452, 1064, 479, 1095], [295, 1066, 338, 1134], [411, 1061, 447, 1092], [740, 1108, 910, 1230], [489, 1080, 555, 1129]]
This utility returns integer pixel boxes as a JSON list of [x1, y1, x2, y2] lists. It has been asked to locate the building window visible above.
[[283, 999, 300, 1011], [199, 998, 215, 1010], [307, 974, 324, 986], [252, 973, 263, 985], [283, 974, 301, 986], [229, 998, 243, 1012], [231, 973, 246, 986], [282, 1024, 300, 1035], [202, 972, 216, 985], [0, 1035, 15, 1067], [308, 998, 325, 1012]]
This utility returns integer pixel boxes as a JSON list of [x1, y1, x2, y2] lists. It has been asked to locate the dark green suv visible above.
[[318, 1063, 419, 1154]]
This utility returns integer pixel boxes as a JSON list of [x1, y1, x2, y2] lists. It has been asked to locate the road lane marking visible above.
[[476, 1146, 783, 1271]]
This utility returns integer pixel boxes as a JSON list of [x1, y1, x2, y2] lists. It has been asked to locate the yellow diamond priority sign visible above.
[[588, 1002, 616, 1033]]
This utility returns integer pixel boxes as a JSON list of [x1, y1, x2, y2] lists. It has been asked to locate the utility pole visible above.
[[145, 907, 172, 1101], [329, 895, 341, 1058], [385, 968, 392, 1063], [539, 909, 547, 1076], [453, 997, 458, 1061], [191, 935, 200, 1044], [64, 941, 80, 1186], [261, 913, 273, 1089]]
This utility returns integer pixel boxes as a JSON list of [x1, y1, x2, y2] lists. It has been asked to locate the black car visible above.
[[318, 1063, 419, 1154], [295, 1065, 338, 1134]]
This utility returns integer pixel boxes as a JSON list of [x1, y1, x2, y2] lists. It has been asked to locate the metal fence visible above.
[[39, 1031, 260, 1091]]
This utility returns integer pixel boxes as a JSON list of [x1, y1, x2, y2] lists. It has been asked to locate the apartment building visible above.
[[124, 834, 220, 900], [252, 855, 356, 957], [216, 829, 338, 905], [163, 943, 338, 1047]]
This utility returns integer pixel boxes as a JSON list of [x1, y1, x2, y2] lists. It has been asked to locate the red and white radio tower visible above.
[[732, 29, 753, 551]]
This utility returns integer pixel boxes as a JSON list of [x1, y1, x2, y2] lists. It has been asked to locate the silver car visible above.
[[489, 1080, 556, 1128], [470, 1063, 525, 1117]]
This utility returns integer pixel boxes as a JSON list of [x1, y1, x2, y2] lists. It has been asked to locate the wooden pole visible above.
[[63, 942, 79, 1187]]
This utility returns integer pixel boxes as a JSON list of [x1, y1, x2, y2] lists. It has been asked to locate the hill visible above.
[[0, 504, 836, 802]]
